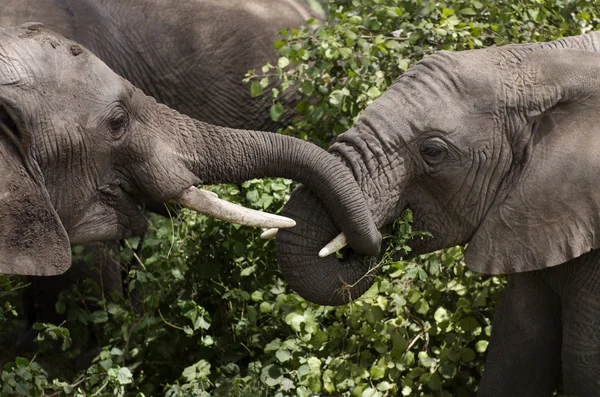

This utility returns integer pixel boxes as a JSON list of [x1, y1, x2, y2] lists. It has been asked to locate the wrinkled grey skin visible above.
[[0, 0, 322, 130], [276, 31, 600, 396], [0, 24, 379, 283]]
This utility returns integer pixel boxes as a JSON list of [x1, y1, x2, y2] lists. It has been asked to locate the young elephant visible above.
[[0, 24, 380, 277], [275, 31, 600, 395]]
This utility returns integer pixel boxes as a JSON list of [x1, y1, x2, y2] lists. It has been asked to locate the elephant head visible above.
[[0, 23, 381, 276], [276, 31, 600, 305]]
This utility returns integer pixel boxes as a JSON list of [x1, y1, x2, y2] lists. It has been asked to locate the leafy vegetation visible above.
[[2, 0, 600, 395]]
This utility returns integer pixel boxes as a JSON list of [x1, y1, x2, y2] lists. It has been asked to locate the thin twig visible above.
[[158, 308, 185, 331], [163, 204, 176, 259], [124, 239, 146, 270], [42, 376, 88, 397], [405, 333, 422, 353]]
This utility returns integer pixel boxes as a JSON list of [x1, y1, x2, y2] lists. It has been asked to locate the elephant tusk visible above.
[[319, 232, 347, 257], [174, 186, 296, 228], [260, 228, 278, 239]]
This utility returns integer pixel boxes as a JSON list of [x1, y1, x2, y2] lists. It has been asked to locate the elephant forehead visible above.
[[365, 52, 498, 139], [1, 24, 122, 100], [395, 51, 496, 108]]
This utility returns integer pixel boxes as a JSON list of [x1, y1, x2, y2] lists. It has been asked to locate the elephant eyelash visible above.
[[107, 106, 129, 137], [419, 137, 449, 165]]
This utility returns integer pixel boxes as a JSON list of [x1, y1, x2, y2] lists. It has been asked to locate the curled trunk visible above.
[[185, 120, 382, 257], [276, 186, 380, 306]]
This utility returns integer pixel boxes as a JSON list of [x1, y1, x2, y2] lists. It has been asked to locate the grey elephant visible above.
[[1, 0, 323, 342], [0, 23, 378, 292], [1, 0, 322, 130], [274, 31, 600, 396]]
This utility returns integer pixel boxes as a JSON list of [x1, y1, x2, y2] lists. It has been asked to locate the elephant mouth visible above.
[[97, 180, 124, 197], [64, 180, 148, 244]]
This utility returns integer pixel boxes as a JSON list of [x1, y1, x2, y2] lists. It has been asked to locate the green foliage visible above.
[[2, 0, 600, 395]]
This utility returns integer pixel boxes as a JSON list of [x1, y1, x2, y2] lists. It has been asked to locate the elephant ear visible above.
[[0, 104, 71, 275], [466, 49, 600, 274]]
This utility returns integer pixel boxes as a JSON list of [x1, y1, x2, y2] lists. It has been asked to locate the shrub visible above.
[[2, 0, 599, 395]]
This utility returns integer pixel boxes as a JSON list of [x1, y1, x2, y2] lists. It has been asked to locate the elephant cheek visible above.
[[68, 189, 146, 244]]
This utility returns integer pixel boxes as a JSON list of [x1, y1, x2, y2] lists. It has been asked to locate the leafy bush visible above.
[[2, 0, 599, 395]]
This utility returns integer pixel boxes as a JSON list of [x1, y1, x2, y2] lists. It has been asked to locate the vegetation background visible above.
[[1, 0, 599, 395]]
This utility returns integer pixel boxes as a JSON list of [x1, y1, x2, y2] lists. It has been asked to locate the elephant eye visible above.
[[420, 138, 448, 165], [107, 106, 129, 138]]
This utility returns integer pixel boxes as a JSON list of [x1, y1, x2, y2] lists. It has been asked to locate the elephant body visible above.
[[481, 251, 600, 395], [0, 0, 321, 130], [1, 0, 322, 351], [275, 30, 600, 396]]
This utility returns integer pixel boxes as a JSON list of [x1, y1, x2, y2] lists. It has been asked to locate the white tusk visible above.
[[260, 228, 278, 239], [319, 232, 347, 258], [174, 186, 296, 228]]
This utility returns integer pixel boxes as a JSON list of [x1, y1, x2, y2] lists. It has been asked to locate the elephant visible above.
[[0, 22, 379, 307], [0, 0, 324, 345], [0, 0, 323, 130], [274, 30, 600, 396]]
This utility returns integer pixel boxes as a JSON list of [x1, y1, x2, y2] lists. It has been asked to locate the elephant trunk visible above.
[[183, 119, 382, 257], [276, 186, 380, 306], [273, 119, 408, 305]]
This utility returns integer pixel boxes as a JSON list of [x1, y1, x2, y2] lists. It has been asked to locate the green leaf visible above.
[[262, 364, 283, 386], [117, 367, 133, 385], [434, 307, 450, 323], [460, 347, 476, 363], [385, 40, 400, 49], [250, 81, 263, 97], [460, 7, 477, 15], [377, 381, 394, 391], [440, 362, 458, 379], [15, 357, 29, 367], [370, 363, 385, 380], [276, 349, 292, 362], [260, 302, 273, 313], [285, 312, 305, 331], [278, 57, 290, 68], [265, 338, 281, 352], [367, 86, 381, 99], [240, 264, 256, 277], [89, 311, 108, 324], [362, 387, 382, 397], [475, 340, 489, 353], [459, 316, 479, 332], [329, 89, 346, 106], [365, 306, 384, 324], [527, 9, 539, 20], [270, 103, 284, 121], [399, 58, 411, 71], [427, 372, 442, 391], [182, 360, 211, 381], [418, 352, 436, 368], [415, 299, 430, 314], [339, 47, 353, 58]]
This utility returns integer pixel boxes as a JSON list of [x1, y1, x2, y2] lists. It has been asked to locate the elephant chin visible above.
[[276, 186, 382, 306]]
